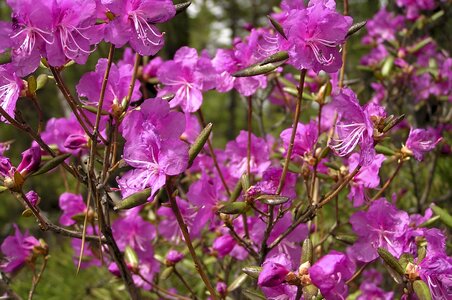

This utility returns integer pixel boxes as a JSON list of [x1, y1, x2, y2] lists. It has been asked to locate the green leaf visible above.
[[228, 273, 247, 292], [242, 288, 266, 300], [188, 122, 212, 167], [242, 266, 261, 279], [346, 21, 367, 39], [301, 238, 313, 264], [256, 194, 289, 205], [377, 247, 405, 276], [32, 153, 71, 176], [431, 204, 452, 228], [375, 144, 396, 156], [114, 188, 151, 210], [413, 280, 432, 300], [27, 76, 37, 95], [267, 15, 287, 39], [175, 1, 191, 15], [124, 246, 139, 268], [218, 202, 247, 215]]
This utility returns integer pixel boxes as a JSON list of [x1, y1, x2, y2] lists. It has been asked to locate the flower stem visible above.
[[165, 179, 218, 300], [28, 255, 48, 300], [338, 0, 349, 89], [372, 159, 404, 201], [197, 109, 231, 196], [276, 69, 307, 195]]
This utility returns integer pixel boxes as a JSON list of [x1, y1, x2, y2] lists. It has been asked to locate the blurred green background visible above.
[[0, 0, 451, 299]]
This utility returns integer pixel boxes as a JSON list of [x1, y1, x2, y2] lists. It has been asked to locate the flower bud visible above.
[[17, 147, 41, 177], [64, 134, 88, 150], [258, 260, 290, 287], [212, 235, 236, 257], [165, 250, 184, 266], [26, 190, 40, 206], [216, 281, 227, 297]]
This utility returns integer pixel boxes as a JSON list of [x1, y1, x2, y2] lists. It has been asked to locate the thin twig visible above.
[[165, 179, 218, 300], [276, 69, 307, 195], [338, 0, 349, 89], [197, 109, 231, 196], [28, 256, 48, 300], [372, 159, 404, 201]]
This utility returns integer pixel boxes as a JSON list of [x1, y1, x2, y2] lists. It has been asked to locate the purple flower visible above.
[[419, 255, 452, 299], [0, 225, 40, 273], [0, 64, 24, 122], [212, 235, 236, 257], [279, 0, 352, 73], [77, 57, 142, 113], [216, 282, 227, 296], [396, 0, 436, 20], [186, 173, 224, 236], [58, 193, 86, 226], [40, 115, 87, 155], [46, 0, 102, 67], [157, 197, 194, 243], [111, 208, 159, 288], [280, 121, 318, 159], [157, 47, 217, 113], [25, 190, 40, 206], [347, 153, 385, 207], [258, 253, 291, 287], [16, 146, 41, 177], [224, 131, 271, 178], [255, 167, 297, 200], [102, 0, 175, 55], [142, 56, 163, 79], [6, 0, 54, 75], [404, 128, 442, 161], [117, 98, 188, 200], [349, 198, 410, 262], [165, 250, 184, 265], [309, 250, 355, 299], [328, 88, 375, 165], [112, 208, 156, 252], [212, 29, 270, 96], [362, 8, 404, 45], [357, 269, 393, 300]]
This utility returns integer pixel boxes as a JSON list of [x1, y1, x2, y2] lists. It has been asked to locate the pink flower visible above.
[[102, 0, 175, 56], [279, 0, 352, 72], [1, 225, 40, 273], [0, 64, 24, 122], [157, 47, 217, 113], [212, 29, 271, 96], [349, 198, 410, 262], [46, 0, 103, 67], [258, 253, 291, 287], [224, 131, 271, 178], [309, 250, 355, 299], [328, 88, 376, 165], [347, 153, 385, 207], [405, 128, 442, 161], [280, 121, 318, 159], [77, 57, 142, 113], [5, 0, 54, 75], [117, 98, 188, 200], [59, 193, 86, 226]]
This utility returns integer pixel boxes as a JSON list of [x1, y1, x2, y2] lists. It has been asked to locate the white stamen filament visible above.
[[59, 25, 95, 57], [307, 41, 334, 65], [129, 12, 163, 47], [330, 123, 366, 156]]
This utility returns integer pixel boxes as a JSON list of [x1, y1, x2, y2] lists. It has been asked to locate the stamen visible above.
[[307, 41, 334, 65], [129, 12, 164, 47]]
